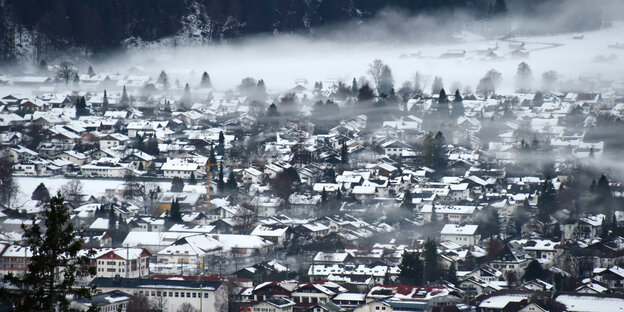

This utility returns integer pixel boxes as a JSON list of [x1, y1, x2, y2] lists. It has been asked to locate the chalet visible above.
[[99, 133, 130, 149], [89, 247, 151, 278], [441, 224, 480, 246]]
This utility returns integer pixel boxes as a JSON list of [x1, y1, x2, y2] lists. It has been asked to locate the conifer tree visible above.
[[201, 72, 212, 88], [32, 183, 50, 202], [2, 193, 95, 311], [102, 90, 109, 111]]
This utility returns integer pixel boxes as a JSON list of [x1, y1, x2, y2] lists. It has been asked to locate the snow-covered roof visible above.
[[441, 224, 479, 236]]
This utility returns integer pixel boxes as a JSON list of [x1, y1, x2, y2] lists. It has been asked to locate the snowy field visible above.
[[93, 22, 624, 94], [12, 176, 172, 208]]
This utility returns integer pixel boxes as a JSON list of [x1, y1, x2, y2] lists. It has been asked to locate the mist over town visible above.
[[0, 0, 624, 311]]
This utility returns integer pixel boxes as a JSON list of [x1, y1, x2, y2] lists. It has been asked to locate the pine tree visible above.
[[225, 171, 237, 192], [430, 202, 438, 224], [537, 178, 558, 223], [158, 71, 169, 89], [340, 143, 349, 164], [438, 88, 449, 104], [1, 193, 95, 311], [399, 252, 424, 285], [209, 145, 217, 164], [445, 265, 458, 284], [217, 163, 225, 192], [169, 199, 182, 223], [75, 96, 89, 117], [522, 260, 545, 281], [171, 177, 184, 192], [351, 77, 359, 96], [189, 172, 197, 185], [108, 208, 117, 231], [120, 85, 129, 107], [88, 65, 95, 76], [401, 189, 412, 211], [424, 239, 440, 283], [200, 72, 212, 88], [102, 90, 109, 111], [32, 183, 50, 202]]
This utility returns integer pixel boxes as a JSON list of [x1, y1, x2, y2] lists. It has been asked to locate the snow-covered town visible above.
[[1, 0, 624, 311]]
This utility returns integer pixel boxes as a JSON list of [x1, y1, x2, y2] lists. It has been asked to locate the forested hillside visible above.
[[0, 0, 594, 62]]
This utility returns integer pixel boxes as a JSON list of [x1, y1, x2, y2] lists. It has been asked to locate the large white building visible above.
[[441, 224, 480, 246], [90, 277, 226, 312]]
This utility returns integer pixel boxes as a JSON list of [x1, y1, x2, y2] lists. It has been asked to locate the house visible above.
[[381, 140, 414, 158], [70, 290, 131, 312], [161, 159, 201, 179], [441, 224, 480, 246], [420, 204, 477, 224], [89, 247, 151, 278], [90, 277, 225, 312], [252, 296, 296, 312], [99, 133, 130, 150], [250, 225, 292, 246]]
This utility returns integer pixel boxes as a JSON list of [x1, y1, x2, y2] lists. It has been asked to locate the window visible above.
[[204, 293, 209, 298], [187, 292, 191, 298], [175, 292, 179, 297]]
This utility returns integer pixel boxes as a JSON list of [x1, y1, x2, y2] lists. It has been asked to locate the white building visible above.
[[161, 159, 201, 179], [441, 224, 480, 246], [90, 277, 226, 312]]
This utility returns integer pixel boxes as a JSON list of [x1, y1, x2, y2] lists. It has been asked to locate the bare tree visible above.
[[234, 203, 258, 234], [367, 59, 385, 91], [141, 182, 160, 215], [127, 294, 151, 312], [151, 295, 169, 312], [60, 179, 83, 208], [177, 303, 199, 312], [56, 61, 78, 85], [123, 172, 142, 199]]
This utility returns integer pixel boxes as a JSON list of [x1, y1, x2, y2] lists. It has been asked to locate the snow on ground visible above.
[[13, 176, 172, 207], [93, 22, 624, 94]]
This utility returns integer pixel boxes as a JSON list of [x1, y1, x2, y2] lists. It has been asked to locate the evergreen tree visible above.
[[267, 103, 279, 117], [445, 265, 458, 285], [351, 77, 359, 96], [32, 183, 50, 202], [171, 177, 184, 192], [87, 65, 95, 76], [537, 178, 558, 223], [399, 252, 424, 285], [438, 88, 449, 104], [522, 260, 546, 281], [452, 89, 465, 118], [102, 90, 109, 111], [424, 239, 440, 283], [158, 70, 169, 89], [108, 208, 117, 231], [189, 172, 197, 185], [209, 145, 217, 164], [340, 143, 349, 164], [200, 72, 212, 88], [120, 86, 129, 107], [217, 163, 225, 192], [169, 199, 182, 223], [479, 205, 501, 238], [1, 193, 95, 311], [378, 65, 394, 96], [401, 189, 412, 211], [357, 84, 375, 103], [75, 96, 89, 117], [430, 202, 438, 225], [225, 171, 237, 192]]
